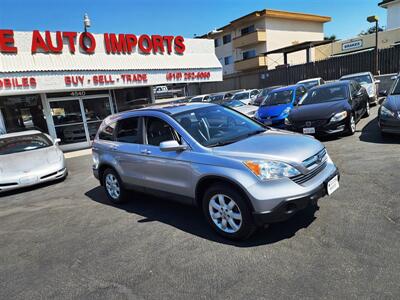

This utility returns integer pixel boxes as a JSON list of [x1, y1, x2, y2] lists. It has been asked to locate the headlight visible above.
[[330, 111, 348, 123], [248, 110, 257, 117], [244, 160, 300, 180], [92, 153, 99, 169], [281, 107, 291, 116], [284, 117, 292, 125], [254, 111, 259, 119], [380, 106, 395, 118]]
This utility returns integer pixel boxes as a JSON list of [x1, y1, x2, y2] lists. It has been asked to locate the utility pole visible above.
[[367, 15, 379, 75]]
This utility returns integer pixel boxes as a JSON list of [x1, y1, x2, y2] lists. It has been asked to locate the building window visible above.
[[224, 56, 233, 65], [242, 49, 257, 60], [214, 38, 221, 48], [223, 34, 231, 44], [241, 25, 255, 36]]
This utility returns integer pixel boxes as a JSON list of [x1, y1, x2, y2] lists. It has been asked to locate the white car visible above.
[[189, 94, 211, 103], [297, 77, 325, 89], [231, 89, 260, 105], [0, 130, 67, 192], [221, 100, 258, 118], [340, 72, 380, 105]]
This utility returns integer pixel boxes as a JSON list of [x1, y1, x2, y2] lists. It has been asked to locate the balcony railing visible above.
[[234, 55, 267, 71], [232, 29, 267, 48]]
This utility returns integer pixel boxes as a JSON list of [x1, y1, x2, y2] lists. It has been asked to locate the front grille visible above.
[[303, 148, 327, 168], [293, 119, 328, 128], [292, 161, 327, 185]]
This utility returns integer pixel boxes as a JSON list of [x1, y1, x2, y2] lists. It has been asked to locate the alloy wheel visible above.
[[209, 194, 242, 233], [105, 173, 120, 200], [350, 115, 356, 133], [366, 102, 370, 115]]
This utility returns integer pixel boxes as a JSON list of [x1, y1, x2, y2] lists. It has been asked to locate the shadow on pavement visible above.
[[85, 186, 318, 247], [359, 116, 400, 145]]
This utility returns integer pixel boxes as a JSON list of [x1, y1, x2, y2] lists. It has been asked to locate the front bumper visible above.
[[258, 117, 286, 128], [0, 167, 68, 193], [286, 119, 347, 136], [245, 154, 339, 225]]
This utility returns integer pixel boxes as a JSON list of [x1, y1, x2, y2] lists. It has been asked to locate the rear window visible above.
[[0, 134, 53, 155]]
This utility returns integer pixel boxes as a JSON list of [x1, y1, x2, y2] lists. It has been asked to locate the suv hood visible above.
[[289, 100, 350, 121], [258, 103, 291, 118], [212, 130, 323, 164]]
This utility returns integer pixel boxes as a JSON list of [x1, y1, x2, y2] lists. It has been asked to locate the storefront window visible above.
[[0, 94, 48, 134], [114, 87, 151, 112]]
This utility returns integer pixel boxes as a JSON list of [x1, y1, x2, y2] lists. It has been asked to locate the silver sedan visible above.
[[0, 130, 67, 192]]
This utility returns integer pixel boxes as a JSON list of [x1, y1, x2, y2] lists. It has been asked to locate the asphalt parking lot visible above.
[[0, 106, 399, 299]]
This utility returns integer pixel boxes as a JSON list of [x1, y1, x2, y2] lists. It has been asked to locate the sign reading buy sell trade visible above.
[[0, 29, 186, 54]]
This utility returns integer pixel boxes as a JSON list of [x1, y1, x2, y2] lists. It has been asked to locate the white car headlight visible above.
[[254, 111, 259, 119], [281, 107, 291, 116], [248, 110, 257, 117], [381, 106, 395, 118], [330, 111, 348, 123], [244, 160, 300, 180]]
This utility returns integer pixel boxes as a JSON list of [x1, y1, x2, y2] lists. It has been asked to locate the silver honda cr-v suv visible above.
[[92, 103, 339, 240]]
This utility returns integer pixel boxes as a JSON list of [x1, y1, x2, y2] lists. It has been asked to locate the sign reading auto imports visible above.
[[0, 29, 185, 54]]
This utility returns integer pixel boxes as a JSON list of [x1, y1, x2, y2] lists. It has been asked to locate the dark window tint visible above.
[[223, 34, 231, 44], [241, 25, 255, 36], [243, 49, 256, 60], [392, 79, 400, 95], [214, 38, 221, 48], [98, 122, 116, 141], [0, 133, 52, 155], [146, 117, 180, 146], [116, 117, 140, 143]]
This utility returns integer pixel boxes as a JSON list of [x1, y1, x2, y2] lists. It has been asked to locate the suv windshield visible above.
[[173, 106, 265, 147], [232, 92, 249, 101], [301, 85, 348, 105], [0, 133, 53, 155], [262, 90, 293, 106], [342, 75, 372, 85]]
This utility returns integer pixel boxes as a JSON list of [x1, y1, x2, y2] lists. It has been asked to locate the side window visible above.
[[250, 90, 258, 97], [295, 88, 303, 102], [204, 96, 210, 101], [98, 122, 116, 141], [146, 117, 181, 146], [350, 83, 357, 97], [116, 117, 140, 143]]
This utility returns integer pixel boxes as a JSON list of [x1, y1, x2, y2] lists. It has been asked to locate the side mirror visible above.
[[391, 75, 397, 80], [160, 140, 187, 152], [55, 138, 61, 144], [379, 90, 388, 97], [375, 80, 381, 84]]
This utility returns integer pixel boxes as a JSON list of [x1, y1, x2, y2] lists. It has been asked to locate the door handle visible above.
[[140, 149, 151, 155]]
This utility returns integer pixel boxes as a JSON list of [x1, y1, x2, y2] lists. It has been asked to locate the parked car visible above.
[[254, 85, 307, 128], [209, 90, 245, 102], [297, 77, 325, 89], [189, 94, 211, 103], [153, 85, 184, 99], [0, 130, 67, 192], [92, 103, 340, 240], [231, 89, 260, 105], [220, 99, 258, 118], [252, 86, 283, 106], [378, 74, 400, 136], [340, 72, 380, 105], [285, 81, 370, 136]]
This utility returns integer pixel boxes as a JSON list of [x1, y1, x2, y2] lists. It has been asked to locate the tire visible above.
[[346, 114, 356, 136], [202, 184, 256, 240], [363, 101, 370, 118], [102, 168, 127, 204]]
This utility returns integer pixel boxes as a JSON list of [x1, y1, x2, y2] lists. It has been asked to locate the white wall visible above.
[[387, 1, 400, 30], [265, 18, 324, 68]]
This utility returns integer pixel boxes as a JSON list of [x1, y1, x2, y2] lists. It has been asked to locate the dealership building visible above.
[[0, 30, 222, 150]]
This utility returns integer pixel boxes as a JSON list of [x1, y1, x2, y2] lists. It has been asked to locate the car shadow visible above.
[[85, 186, 319, 247], [359, 116, 400, 145]]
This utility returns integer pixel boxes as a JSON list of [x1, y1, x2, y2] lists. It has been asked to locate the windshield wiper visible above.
[[208, 130, 266, 147]]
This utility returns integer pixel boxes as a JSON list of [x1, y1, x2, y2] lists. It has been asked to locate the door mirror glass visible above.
[[159, 140, 187, 152], [379, 90, 388, 97]]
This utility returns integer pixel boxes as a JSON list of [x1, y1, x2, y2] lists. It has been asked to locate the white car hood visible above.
[[234, 105, 258, 116], [0, 146, 63, 177]]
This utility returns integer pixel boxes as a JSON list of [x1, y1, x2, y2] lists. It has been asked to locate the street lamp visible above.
[[367, 15, 379, 75], [83, 13, 91, 32]]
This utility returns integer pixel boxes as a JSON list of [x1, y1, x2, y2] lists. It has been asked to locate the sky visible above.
[[0, 0, 387, 40]]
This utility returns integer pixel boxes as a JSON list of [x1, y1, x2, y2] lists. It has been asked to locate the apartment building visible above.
[[379, 0, 400, 30], [200, 9, 331, 75]]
